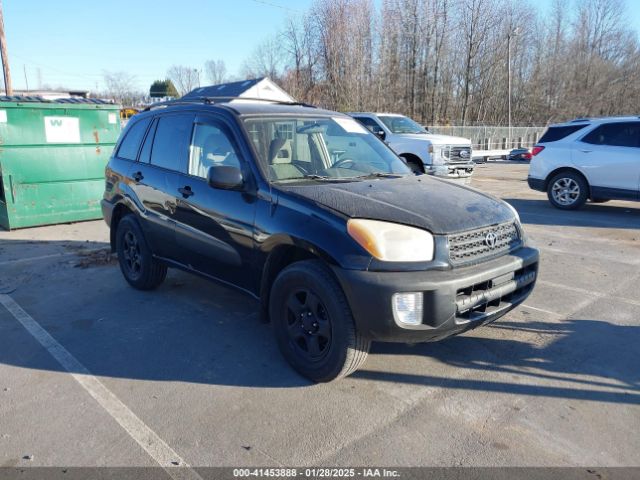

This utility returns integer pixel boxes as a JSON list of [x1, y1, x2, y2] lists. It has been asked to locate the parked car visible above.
[[349, 112, 475, 179], [102, 98, 539, 382], [508, 148, 532, 161], [528, 116, 640, 209]]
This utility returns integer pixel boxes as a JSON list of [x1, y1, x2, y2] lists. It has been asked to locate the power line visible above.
[[248, 0, 302, 14]]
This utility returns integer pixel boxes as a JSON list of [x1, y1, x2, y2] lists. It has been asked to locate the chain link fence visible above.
[[428, 125, 547, 151]]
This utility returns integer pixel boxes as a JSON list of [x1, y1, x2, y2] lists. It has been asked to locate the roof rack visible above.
[[570, 117, 591, 123], [142, 96, 316, 112]]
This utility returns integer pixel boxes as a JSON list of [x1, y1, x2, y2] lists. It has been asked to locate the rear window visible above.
[[538, 125, 588, 143], [581, 122, 640, 148], [117, 118, 151, 160]]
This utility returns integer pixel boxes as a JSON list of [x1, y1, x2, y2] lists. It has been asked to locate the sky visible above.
[[4, 0, 640, 94], [4, 0, 314, 92]]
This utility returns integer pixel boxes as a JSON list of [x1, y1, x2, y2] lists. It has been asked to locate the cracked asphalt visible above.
[[0, 162, 638, 469]]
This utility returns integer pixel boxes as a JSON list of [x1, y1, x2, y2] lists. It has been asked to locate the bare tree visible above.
[[167, 65, 200, 96], [204, 59, 228, 85], [268, 0, 640, 125], [102, 71, 143, 106], [241, 35, 284, 79]]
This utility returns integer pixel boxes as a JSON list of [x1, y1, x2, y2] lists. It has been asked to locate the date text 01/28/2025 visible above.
[[232, 468, 401, 478]]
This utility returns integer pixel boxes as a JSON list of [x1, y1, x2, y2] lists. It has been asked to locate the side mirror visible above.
[[207, 165, 244, 190], [374, 129, 386, 141]]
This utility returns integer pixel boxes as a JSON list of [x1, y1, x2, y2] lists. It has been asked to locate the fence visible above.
[[428, 125, 547, 151]]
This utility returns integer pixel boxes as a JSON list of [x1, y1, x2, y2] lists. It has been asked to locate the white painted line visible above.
[[537, 280, 640, 308], [0, 294, 203, 480], [521, 303, 563, 317], [0, 248, 107, 267]]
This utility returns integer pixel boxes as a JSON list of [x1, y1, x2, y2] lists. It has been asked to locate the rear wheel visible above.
[[269, 260, 370, 382], [547, 171, 588, 210], [116, 215, 167, 290]]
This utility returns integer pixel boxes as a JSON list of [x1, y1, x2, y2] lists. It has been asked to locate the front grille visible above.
[[443, 145, 472, 164], [455, 263, 537, 323], [448, 222, 521, 266]]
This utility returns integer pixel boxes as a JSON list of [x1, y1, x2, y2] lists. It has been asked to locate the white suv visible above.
[[349, 113, 474, 179], [528, 117, 640, 209]]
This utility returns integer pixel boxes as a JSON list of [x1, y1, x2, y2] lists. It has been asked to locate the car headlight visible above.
[[347, 219, 434, 262]]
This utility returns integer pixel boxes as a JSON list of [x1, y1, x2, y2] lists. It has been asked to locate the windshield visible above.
[[378, 115, 427, 134], [244, 116, 411, 183]]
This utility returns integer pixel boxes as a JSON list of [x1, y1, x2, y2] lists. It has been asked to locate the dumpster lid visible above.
[[0, 95, 115, 105]]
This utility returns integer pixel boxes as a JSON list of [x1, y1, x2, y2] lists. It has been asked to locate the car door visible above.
[[134, 112, 195, 259], [123, 116, 179, 258], [573, 121, 640, 199], [171, 114, 257, 291]]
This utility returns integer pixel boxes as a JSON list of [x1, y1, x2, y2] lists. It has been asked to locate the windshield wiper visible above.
[[356, 172, 406, 179]]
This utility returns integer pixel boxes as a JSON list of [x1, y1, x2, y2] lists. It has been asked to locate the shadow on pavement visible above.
[[0, 238, 638, 399], [504, 198, 640, 229], [356, 319, 639, 404]]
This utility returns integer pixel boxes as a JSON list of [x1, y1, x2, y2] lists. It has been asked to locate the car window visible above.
[[538, 125, 588, 143], [582, 122, 640, 148], [117, 117, 151, 160], [354, 116, 383, 133], [138, 119, 158, 164], [189, 123, 241, 178], [244, 116, 410, 182], [150, 113, 194, 172], [377, 115, 426, 134]]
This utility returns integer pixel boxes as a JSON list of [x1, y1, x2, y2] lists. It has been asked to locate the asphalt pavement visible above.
[[0, 162, 638, 471]]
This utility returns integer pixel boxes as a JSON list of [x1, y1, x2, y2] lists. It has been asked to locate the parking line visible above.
[[0, 293, 203, 480], [538, 279, 640, 308], [0, 248, 107, 267], [521, 303, 563, 317]]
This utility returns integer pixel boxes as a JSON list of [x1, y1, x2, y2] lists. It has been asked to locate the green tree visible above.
[[149, 79, 179, 98]]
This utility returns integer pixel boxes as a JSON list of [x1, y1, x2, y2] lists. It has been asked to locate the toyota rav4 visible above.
[[102, 96, 539, 382]]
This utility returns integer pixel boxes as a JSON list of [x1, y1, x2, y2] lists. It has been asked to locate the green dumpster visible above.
[[0, 98, 122, 230]]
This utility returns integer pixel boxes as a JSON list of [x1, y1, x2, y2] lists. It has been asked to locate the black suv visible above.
[[102, 97, 539, 382]]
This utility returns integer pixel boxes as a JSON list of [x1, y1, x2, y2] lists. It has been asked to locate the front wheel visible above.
[[547, 172, 588, 210], [269, 260, 370, 382], [400, 155, 423, 174]]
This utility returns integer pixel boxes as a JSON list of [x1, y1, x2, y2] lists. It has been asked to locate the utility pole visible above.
[[23, 64, 28, 91], [0, 0, 12, 95], [507, 27, 519, 150]]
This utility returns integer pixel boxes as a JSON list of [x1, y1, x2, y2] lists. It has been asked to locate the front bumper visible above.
[[426, 162, 475, 179], [101, 199, 114, 227], [332, 246, 539, 343]]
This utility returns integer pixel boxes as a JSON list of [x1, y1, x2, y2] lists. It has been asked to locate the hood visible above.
[[278, 175, 515, 235], [398, 133, 471, 145]]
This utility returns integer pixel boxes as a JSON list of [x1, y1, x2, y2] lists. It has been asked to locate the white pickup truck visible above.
[[349, 113, 475, 179]]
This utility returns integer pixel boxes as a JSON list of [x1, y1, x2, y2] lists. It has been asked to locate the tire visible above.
[[116, 214, 167, 290], [269, 260, 370, 382], [547, 171, 588, 210], [401, 155, 423, 174]]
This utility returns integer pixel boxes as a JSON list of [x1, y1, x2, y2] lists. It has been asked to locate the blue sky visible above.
[[5, 0, 314, 92], [5, 0, 640, 93]]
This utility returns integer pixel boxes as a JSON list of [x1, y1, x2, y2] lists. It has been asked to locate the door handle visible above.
[[133, 171, 144, 182], [178, 186, 194, 198], [580, 149, 592, 153]]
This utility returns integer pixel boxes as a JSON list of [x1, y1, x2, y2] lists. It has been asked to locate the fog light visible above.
[[392, 292, 423, 326]]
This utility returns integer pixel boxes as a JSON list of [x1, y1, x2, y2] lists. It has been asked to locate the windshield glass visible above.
[[244, 116, 411, 183], [378, 115, 427, 134]]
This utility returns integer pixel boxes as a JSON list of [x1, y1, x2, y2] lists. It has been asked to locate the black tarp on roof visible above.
[[182, 78, 265, 100]]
